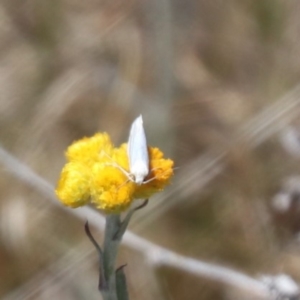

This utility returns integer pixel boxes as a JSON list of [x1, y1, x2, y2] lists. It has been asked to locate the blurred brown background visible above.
[[1, 0, 300, 299]]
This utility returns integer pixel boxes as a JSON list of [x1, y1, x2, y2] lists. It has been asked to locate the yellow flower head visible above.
[[133, 147, 174, 199], [56, 127, 174, 213], [66, 133, 113, 166], [55, 162, 91, 208]]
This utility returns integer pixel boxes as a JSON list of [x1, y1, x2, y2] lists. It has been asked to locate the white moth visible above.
[[127, 115, 149, 185]]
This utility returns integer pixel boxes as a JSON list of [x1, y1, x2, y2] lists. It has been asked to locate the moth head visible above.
[[131, 161, 149, 185]]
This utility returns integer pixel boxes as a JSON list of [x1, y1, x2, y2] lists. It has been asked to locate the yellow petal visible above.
[[90, 163, 135, 213], [66, 133, 113, 166], [55, 162, 91, 208], [133, 147, 174, 199]]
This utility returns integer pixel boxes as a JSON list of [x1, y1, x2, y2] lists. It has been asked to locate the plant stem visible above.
[[101, 214, 122, 300]]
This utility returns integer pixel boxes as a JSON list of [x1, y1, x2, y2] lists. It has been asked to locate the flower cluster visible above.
[[55, 133, 174, 213]]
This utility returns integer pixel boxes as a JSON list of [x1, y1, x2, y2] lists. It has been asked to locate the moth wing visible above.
[[128, 115, 149, 180]]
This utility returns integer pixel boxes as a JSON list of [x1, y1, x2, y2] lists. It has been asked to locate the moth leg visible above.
[[116, 178, 131, 190], [102, 151, 134, 181], [110, 162, 134, 182], [142, 176, 157, 184], [142, 167, 172, 184]]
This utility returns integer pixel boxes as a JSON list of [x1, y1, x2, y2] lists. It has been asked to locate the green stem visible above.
[[96, 205, 146, 300], [101, 214, 122, 300], [116, 265, 129, 300]]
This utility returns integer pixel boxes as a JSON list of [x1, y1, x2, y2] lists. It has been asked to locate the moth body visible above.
[[128, 115, 149, 185]]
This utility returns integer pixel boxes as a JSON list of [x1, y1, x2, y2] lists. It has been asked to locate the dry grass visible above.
[[1, 0, 300, 299]]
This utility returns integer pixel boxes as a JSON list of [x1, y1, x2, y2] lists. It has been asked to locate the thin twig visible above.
[[0, 145, 270, 299], [3, 85, 300, 299]]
